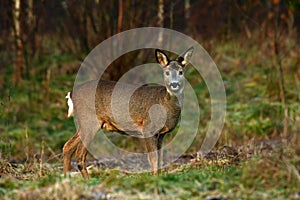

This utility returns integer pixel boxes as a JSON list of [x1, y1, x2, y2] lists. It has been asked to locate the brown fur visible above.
[[63, 48, 193, 180]]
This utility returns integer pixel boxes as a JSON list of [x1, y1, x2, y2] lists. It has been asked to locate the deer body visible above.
[[96, 80, 181, 134], [63, 48, 193, 180]]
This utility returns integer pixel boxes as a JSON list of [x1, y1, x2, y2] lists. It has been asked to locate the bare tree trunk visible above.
[[117, 0, 123, 33], [169, 1, 174, 29], [169, 1, 180, 30], [158, 0, 164, 27], [13, 0, 23, 85], [28, 0, 33, 24], [184, 0, 190, 20], [273, 4, 288, 138], [157, 0, 164, 43], [184, 0, 191, 32], [25, 0, 35, 79], [83, 0, 89, 52]]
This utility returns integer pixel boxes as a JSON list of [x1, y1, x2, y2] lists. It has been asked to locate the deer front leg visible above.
[[75, 142, 89, 180], [157, 133, 165, 172], [144, 135, 159, 175], [63, 130, 80, 177]]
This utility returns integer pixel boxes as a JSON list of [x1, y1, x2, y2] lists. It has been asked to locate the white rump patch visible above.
[[65, 92, 74, 117]]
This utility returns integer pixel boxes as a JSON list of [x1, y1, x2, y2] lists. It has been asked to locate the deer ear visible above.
[[177, 47, 194, 67], [155, 49, 169, 67]]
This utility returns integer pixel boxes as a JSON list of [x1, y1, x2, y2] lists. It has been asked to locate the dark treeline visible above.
[[0, 0, 299, 86]]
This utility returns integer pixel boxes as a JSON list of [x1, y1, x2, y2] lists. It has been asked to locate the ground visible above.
[[1, 137, 299, 199]]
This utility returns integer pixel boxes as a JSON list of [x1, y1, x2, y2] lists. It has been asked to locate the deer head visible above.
[[155, 47, 193, 96]]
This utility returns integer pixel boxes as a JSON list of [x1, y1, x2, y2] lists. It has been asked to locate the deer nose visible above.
[[170, 82, 179, 89]]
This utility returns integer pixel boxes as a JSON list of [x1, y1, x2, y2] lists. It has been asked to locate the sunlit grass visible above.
[[1, 144, 299, 199]]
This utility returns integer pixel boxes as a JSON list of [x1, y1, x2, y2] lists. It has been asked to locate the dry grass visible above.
[[1, 136, 299, 199]]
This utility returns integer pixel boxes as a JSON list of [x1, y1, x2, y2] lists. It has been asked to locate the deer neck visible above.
[[164, 90, 184, 109]]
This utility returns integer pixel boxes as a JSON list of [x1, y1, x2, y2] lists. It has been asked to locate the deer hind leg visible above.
[[63, 130, 81, 177], [74, 120, 100, 180], [144, 135, 159, 175], [75, 142, 89, 180]]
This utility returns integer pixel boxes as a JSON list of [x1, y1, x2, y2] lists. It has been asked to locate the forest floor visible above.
[[1, 137, 299, 199]]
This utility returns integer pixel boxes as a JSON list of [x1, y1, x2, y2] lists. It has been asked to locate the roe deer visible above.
[[63, 47, 194, 180]]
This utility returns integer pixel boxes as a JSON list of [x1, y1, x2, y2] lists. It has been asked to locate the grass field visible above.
[[0, 35, 300, 199], [1, 139, 299, 199]]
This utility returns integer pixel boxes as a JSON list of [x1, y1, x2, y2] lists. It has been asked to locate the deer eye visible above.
[[179, 71, 183, 75], [165, 71, 170, 76]]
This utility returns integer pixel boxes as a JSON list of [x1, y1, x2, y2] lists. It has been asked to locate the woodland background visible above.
[[0, 0, 300, 199]]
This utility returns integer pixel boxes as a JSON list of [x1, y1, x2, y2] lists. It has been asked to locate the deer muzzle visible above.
[[170, 82, 180, 90]]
